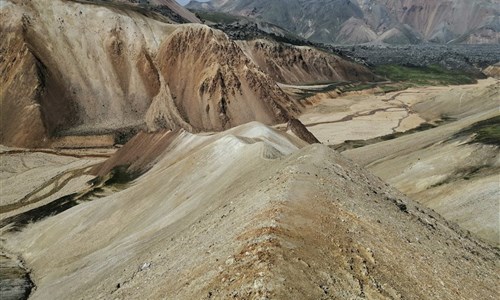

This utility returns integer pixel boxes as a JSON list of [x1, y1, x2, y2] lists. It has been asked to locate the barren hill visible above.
[[236, 39, 377, 84], [188, 0, 500, 44], [2, 1, 499, 299], [2, 122, 499, 299], [0, 0, 298, 148]]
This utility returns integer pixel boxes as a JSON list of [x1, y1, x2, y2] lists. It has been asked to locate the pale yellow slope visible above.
[[2, 123, 498, 299]]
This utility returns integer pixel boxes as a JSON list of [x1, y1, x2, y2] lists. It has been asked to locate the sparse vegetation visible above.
[[332, 122, 438, 152], [295, 82, 378, 100], [375, 65, 477, 86], [454, 116, 500, 146], [339, 83, 376, 93]]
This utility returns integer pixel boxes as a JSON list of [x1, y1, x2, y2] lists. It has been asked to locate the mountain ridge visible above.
[[3, 123, 499, 299], [187, 0, 500, 44]]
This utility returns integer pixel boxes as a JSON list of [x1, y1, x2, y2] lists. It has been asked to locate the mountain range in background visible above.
[[186, 0, 500, 45]]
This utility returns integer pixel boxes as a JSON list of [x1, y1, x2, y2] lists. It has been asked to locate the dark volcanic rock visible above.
[[335, 44, 500, 72], [287, 118, 321, 144], [0, 254, 33, 300]]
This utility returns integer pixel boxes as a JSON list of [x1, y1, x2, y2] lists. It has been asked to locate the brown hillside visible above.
[[236, 39, 377, 84], [157, 25, 299, 131], [0, 0, 299, 147]]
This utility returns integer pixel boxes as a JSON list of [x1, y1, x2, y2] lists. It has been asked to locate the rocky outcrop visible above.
[[236, 39, 377, 84], [287, 118, 321, 144], [336, 44, 500, 73]]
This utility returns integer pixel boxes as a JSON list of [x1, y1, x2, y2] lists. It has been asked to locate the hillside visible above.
[[2, 122, 499, 299], [188, 0, 500, 44], [236, 39, 377, 84], [0, 0, 298, 148], [2, 0, 500, 299], [293, 75, 499, 246]]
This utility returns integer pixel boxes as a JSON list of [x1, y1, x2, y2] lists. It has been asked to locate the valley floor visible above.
[[296, 78, 500, 246]]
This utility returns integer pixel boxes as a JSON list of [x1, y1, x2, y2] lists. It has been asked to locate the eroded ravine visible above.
[[0, 251, 34, 300]]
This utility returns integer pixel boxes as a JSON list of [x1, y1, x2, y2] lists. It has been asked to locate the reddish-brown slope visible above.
[[0, 5, 49, 148], [157, 25, 299, 131], [90, 130, 180, 178]]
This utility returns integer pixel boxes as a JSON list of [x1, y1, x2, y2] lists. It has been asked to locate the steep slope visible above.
[[2, 122, 499, 299], [236, 39, 377, 84], [0, 1, 47, 148], [0, 0, 298, 148], [188, 0, 500, 44], [109, 0, 201, 23], [376, 0, 499, 43], [155, 25, 297, 131]]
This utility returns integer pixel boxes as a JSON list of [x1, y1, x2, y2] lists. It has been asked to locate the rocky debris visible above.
[[483, 62, 500, 78], [205, 19, 312, 47], [139, 262, 151, 271], [335, 43, 500, 72], [287, 118, 321, 144]]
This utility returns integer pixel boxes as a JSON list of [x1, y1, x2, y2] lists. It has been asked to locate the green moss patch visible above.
[[454, 116, 500, 146], [375, 65, 477, 86]]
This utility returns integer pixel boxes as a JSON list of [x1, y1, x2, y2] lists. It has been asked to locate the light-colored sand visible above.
[[299, 89, 418, 144], [0, 150, 104, 218], [343, 79, 500, 246], [299, 78, 499, 145]]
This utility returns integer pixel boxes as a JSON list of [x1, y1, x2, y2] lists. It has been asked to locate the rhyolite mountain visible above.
[[1, 0, 378, 148], [0, 0, 298, 148], [1, 1, 500, 299], [187, 0, 500, 44]]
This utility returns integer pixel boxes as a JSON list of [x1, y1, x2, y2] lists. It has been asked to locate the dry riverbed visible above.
[[298, 78, 499, 145]]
